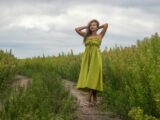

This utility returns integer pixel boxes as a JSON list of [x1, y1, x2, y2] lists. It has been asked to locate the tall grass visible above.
[[0, 49, 17, 98], [0, 33, 159, 119], [100, 33, 160, 119], [0, 55, 76, 120], [17, 51, 81, 82]]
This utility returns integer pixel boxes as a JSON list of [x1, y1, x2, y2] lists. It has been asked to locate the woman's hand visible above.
[[75, 26, 88, 37], [98, 23, 108, 29], [98, 23, 108, 38]]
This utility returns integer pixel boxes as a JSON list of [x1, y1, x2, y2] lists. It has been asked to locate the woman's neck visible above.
[[91, 31, 97, 36]]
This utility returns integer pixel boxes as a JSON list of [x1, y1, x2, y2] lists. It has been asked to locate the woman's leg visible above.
[[92, 90, 97, 105], [87, 89, 93, 102]]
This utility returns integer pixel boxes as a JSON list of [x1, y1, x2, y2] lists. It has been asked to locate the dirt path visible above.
[[11, 75, 32, 90], [0, 75, 31, 111], [62, 79, 122, 120], [1, 76, 122, 120]]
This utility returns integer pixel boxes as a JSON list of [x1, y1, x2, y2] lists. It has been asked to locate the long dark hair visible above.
[[83, 19, 100, 44]]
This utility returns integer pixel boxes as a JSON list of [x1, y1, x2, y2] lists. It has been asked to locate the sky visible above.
[[0, 0, 159, 58]]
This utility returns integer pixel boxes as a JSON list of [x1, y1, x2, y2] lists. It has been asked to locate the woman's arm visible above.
[[75, 26, 88, 37], [98, 23, 108, 38]]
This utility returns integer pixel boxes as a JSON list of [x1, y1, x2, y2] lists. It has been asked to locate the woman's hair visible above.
[[83, 19, 100, 44]]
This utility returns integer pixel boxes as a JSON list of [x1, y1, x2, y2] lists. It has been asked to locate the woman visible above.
[[75, 19, 108, 107]]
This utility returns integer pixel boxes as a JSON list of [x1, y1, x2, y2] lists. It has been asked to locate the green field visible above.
[[0, 33, 160, 120]]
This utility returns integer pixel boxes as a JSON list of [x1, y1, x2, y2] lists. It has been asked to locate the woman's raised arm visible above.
[[98, 23, 108, 38], [75, 26, 87, 37]]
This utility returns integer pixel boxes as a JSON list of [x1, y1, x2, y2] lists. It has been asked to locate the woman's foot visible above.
[[92, 100, 97, 107], [80, 101, 94, 107], [80, 100, 98, 107], [88, 102, 94, 107], [86, 97, 91, 103], [86, 90, 92, 102]]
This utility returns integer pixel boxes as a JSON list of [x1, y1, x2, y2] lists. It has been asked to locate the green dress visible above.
[[76, 36, 103, 92]]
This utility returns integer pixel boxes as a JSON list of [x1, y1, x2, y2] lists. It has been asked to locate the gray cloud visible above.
[[0, 0, 159, 58]]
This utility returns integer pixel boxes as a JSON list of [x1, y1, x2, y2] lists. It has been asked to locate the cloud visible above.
[[0, 0, 159, 58]]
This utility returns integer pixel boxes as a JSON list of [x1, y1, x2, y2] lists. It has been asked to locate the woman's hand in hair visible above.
[[75, 26, 88, 37], [98, 23, 108, 29], [98, 23, 108, 38]]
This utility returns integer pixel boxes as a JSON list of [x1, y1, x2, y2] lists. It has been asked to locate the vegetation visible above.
[[0, 52, 76, 120], [0, 49, 17, 98], [100, 33, 160, 119], [0, 33, 159, 119]]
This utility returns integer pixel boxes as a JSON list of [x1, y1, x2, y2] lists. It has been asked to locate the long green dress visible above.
[[76, 36, 103, 92]]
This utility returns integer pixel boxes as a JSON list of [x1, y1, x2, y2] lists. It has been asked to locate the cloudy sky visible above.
[[0, 0, 159, 58]]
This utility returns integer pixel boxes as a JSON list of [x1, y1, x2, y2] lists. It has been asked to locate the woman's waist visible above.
[[84, 46, 101, 52], [85, 43, 100, 48]]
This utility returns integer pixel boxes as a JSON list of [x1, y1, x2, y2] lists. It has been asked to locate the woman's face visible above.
[[89, 21, 98, 32]]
